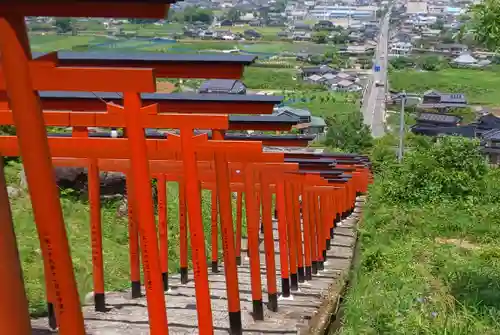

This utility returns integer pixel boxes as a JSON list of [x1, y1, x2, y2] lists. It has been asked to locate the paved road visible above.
[[362, 9, 390, 138]]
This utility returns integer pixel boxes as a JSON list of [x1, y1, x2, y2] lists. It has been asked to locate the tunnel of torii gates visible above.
[[0, 1, 372, 335]]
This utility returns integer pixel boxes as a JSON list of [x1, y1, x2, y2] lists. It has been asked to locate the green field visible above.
[[390, 68, 500, 106], [29, 35, 110, 52], [223, 24, 283, 37], [28, 33, 332, 56]]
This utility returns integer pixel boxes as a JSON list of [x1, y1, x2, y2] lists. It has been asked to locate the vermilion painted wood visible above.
[[72, 126, 106, 312], [178, 181, 188, 285], [32, 52, 248, 80], [0, 97, 277, 115], [126, 175, 142, 299], [284, 181, 299, 288], [212, 129, 242, 334], [259, 172, 278, 312], [176, 130, 213, 335], [275, 180, 290, 297], [0, 63, 157, 92], [123, 92, 168, 335], [0, 136, 266, 159], [235, 192, 244, 265], [157, 174, 169, 291], [210, 190, 219, 273], [0, 15, 85, 335], [243, 162, 264, 320]]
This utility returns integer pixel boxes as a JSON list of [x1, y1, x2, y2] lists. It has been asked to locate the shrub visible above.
[[375, 136, 491, 204]]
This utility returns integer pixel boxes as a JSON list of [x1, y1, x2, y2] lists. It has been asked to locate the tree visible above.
[[176, 6, 213, 24], [390, 56, 414, 70], [418, 55, 443, 71], [324, 109, 372, 153], [430, 19, 444, 30], [55, 18, 72, 33], [468, 0, 500, 51], [226, 8, 241, 22], [312, 32, 327, 44]]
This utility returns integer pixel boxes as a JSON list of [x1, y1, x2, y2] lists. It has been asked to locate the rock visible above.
[[19, 169, 27, 189], [116, 198, 128, 218], [7, 186, 21, 198], [84, 291, 95, 305], [20, 166, 127, 196]]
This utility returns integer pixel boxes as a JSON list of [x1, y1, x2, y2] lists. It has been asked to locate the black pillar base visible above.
[[298, 266, 305, 283], [180, 267, 188, 284], [281, 277, 290, 297], [326, 238, 331, 250], [268, 293, 278, 312], [162, 272, 169, 291], [229, 310, 243, 335], [212, 261, 219, 273], [318, 260, 325, 271], [305, 266, 312, 280], [312, 261, 318, 274], [290, 273, 299, 291], [236, 256, 241, 266], [94, 292, 106, 312], [330, 227, 334, 238], [47, 302, 57, 330], [252, 299, 264, 320], [131, 280, 141, 298], [323, 249, 327, 262]]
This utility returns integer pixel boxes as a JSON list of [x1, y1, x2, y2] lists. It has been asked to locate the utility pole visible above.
[[397, 91, 406, 163]]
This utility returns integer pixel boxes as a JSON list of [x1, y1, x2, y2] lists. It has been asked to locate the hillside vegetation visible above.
[[338, 137, 500, 334]]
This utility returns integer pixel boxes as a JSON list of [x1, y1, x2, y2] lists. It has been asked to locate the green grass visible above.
[[6, 161, 240, 315], [390, 68, 500, 106], [339, 201, 500, 335], [288, 92, 360, 119], [242, 67, 327, 91], [338, 138, 500, 334]]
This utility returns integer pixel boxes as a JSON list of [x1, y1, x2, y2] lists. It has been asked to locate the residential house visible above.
[[292, 31, 312, 41], [198, 79, 247, 94], [481, 129, 500, 165], [415, 112, 462, 127], [199, 30, 215, 39], [273, 107, 311, 123], [302, 116, 327, 140], [435, 43, 468, 54], [343, 45, 375, 55], [305, 74, 327, 85], [418, 90, 467, 112], [216, 30, 236, 40], [314, 20, 334, 30], [244, 29, 262, 39], [300, 65, 337, 78], [249, 19, 264, 27], [452, 53, 477, 66], [293, 22, 312, 31], [390, 41, 413, 56], [296, 52, 309, 61], [219, 19, 233, 26], [334, 79, 362, 92]]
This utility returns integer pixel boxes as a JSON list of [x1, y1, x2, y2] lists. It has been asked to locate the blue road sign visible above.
[[375, 65, 381, 72]]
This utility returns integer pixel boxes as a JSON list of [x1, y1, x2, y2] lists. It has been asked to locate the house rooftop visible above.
[[33, 51, 256, 65], [481, 128, 500, 141], [35, 91, 283, 104], [416, 112, 461, 124], [310, 116, 327, 127]]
